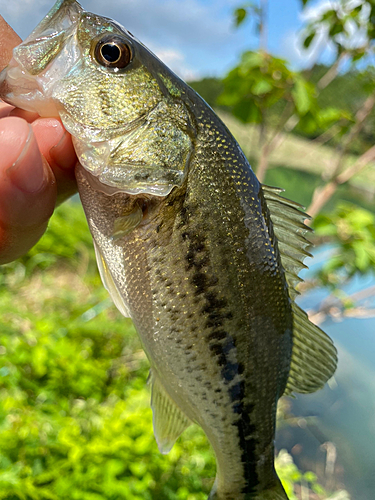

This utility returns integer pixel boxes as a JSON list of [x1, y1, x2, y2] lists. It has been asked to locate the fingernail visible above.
[[49, 130, 77, 170], [7, 125, 48, 193]]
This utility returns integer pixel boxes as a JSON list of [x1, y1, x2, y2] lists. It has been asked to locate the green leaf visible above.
[[241, 50, 263, 71], [292, 78, 312, 115], [329, 21, 345, 37], [353, 241, 370, 271], [317, 107, 352, 127], [234, 8, 247, 27], [303, 31, 316, 49], [252, 79, 273, 95], [32, 345, 48, 377], [233, 99, 262, 123]]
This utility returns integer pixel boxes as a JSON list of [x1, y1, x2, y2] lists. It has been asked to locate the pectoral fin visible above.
[[93, 242, 131, 318], [150, 371, 191, 454], [111, 204, 143, 241]]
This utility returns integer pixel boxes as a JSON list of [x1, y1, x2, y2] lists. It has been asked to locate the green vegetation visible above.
[[212, 111, 375, 210], [190, 66, 375, 158], [314, 203, 375, 287]]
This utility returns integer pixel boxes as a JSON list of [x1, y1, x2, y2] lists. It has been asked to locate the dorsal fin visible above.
[[262, 185, 312, 300], [262, 185, 337, 395], [284, 303, 337, 395]]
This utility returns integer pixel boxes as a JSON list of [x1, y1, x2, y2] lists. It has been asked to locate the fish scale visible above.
[[0, 1, 337, 498]]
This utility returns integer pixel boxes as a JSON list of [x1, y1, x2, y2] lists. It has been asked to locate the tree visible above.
[[301, 0, 375, 217], [220, 1, 375, 217]]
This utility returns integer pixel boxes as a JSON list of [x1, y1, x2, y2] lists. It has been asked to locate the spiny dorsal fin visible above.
[[150, 371, 191, 454], [262, 185, 337, 395], [284, 304, 338, 395], [262, 185, 312, 300]]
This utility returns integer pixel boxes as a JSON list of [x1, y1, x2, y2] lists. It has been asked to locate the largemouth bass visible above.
[[0, 1, 337, 498]]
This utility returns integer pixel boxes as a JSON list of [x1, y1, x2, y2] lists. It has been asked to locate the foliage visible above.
[[219, 0, 375, 216], [276, 450, 326, 499], [187, 78, 224, 110], [233, 2, 262, 30], [189, 69, 375, 156], [221, 2, 352, 139], [218, 50, 317, 127], [301, 65, 375, 154], [301, 0, 375, 63], [313, 202, 375, 288]]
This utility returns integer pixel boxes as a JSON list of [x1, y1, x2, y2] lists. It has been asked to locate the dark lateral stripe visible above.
[[208, 336, 259, 494], [179, 214, 260, 493]]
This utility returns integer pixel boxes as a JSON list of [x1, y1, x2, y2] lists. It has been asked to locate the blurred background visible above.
[[0, 0, 374, 499]]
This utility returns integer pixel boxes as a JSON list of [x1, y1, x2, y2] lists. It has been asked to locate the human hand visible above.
[[0, 15, 78, 265]]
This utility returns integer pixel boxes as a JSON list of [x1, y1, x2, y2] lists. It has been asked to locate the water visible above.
[[276, 248, 375, 499]]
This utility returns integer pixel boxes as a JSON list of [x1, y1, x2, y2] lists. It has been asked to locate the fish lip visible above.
[[0, 1, 82, 112], [25, 0, 84, 42]]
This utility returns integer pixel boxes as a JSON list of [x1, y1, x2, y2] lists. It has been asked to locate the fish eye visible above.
[[93, 35, 132, 70]]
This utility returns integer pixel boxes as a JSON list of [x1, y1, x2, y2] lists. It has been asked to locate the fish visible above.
[[0, 1, 337, 499]]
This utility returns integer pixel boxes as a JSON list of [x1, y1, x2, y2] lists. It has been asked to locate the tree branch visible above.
[[317, 52, 348, 90], [307, 91, 375, 216]]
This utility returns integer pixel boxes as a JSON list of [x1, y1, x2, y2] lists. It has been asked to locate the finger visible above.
[[10, 108, 40, 123], [32, 117, 78, 204], [0, 15, 22, 71], [0, 100, 14, 118], [0, 116, 56, 264]]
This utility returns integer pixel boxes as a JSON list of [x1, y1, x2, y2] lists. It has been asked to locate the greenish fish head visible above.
[[0, 0, 195, 196]]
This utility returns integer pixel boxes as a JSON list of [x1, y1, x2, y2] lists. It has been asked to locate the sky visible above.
[[0, 0, 330, 80]]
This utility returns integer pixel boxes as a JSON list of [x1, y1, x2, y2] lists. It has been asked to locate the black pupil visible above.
[[101, 44, 121, 63]]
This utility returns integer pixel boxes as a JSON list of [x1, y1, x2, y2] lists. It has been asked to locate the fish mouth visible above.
[[27, 0, 84, 42], [1, 0, 191, 198], [0, 0, 83, 115]]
